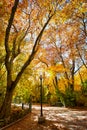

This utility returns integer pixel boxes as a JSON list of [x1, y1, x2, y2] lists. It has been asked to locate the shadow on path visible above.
[[1, 106, 87, 130]]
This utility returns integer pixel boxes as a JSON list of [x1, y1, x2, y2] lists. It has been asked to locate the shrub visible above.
[[64, 88, 76, 107], [0, 106, 29, 128]]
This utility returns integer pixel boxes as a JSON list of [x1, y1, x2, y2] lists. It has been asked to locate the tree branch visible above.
[[5, 0, 19, 55], [38, 57, 49, 67], [13, 13, 55, 88], [76, 44, 87, 69], [4, 0, 19, 88], [5, 0, 19, 69]]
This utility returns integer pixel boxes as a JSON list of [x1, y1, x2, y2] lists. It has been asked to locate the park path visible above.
[[1, 105, 87, 130]]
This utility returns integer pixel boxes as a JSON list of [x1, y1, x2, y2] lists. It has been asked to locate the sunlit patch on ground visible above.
[[33, 106, 87, 130], [2, 105, 87, 130]]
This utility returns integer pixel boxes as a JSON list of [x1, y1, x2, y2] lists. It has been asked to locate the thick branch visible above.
[[4, 0, 19, 88], [82, 13, 87, 36], [5, 0, 19, 68], [5, 0, 19, 55]]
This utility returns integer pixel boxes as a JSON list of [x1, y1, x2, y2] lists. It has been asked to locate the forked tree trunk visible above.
[[0, 87, 14, 122], [0, 0, 55, 121]]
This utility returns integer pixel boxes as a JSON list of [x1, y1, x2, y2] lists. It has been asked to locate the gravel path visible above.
[[1, 106, 87, 130]]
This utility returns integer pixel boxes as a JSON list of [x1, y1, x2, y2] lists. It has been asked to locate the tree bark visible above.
[[0, 87, 14, 122]]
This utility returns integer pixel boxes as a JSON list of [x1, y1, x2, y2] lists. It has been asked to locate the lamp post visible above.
[[38, 74, 45, 124], [40, 75, 43, 116]]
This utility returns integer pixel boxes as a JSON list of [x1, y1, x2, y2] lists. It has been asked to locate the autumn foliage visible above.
[[0, 0, 87, 123]]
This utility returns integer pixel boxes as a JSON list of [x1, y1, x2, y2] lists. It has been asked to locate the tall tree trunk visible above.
[[0, 0, 19, 122], [70, 59, 75, 91], [0, 87, 14, 122]]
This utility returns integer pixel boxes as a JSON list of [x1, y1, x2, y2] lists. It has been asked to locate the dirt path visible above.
[[1, 106, 87, 130]]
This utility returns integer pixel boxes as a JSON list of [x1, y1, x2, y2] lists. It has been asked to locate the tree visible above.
[[0, 0, 60, 121]]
